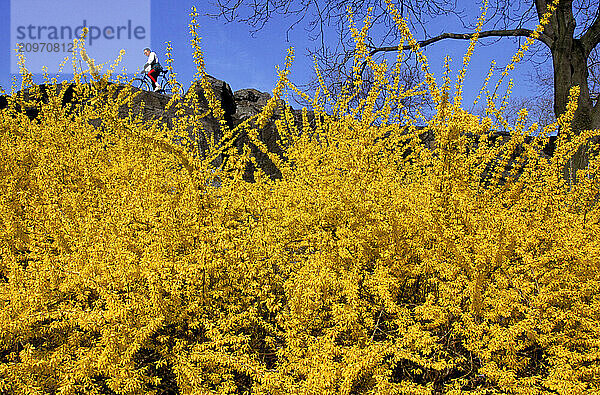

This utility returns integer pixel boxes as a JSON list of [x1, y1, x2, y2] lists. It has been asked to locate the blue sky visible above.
[[0, 0, 550, 112]]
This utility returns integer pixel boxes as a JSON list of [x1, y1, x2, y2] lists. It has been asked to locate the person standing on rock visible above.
[[143, 48, 163, 92]]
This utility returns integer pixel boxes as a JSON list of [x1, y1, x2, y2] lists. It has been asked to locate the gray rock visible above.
[[185, 75, 236, 128], [5, 77, 294, 180], [232, 88, 299, 181], [233, 88, 271, 121]]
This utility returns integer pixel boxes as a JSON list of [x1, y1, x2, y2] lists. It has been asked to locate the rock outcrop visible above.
[[1, 76, 303, 181], [0, 95, 7, 111], [0, 83, 78, 119], [232, 88, 287, 181], [1, 76, 558, 183]]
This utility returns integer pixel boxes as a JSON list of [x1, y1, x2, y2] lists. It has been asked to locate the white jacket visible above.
[[144, 52, 159, 73]]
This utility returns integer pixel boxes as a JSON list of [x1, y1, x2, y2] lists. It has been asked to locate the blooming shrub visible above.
[[1, 2, 599, 394]]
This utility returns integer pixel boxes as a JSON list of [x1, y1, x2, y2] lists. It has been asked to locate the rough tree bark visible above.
[[546, 0, 600, 132]]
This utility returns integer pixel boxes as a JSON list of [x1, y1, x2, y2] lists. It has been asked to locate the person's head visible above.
[[143, 48, 151, 56]]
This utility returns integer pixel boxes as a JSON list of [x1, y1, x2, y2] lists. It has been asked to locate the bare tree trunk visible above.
[[545, 0, 600, 179], [555, 48, 598, 181], [550, 4, 600, 132], [552, 39, 596, 179]]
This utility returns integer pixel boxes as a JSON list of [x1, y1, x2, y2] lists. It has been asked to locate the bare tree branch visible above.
[[357, 28, 552, 77], [365, 28, 553, 56], [581, 8, 600, 53]]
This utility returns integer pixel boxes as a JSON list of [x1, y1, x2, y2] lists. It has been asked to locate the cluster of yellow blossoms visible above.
[[0, 1, 599, 394]]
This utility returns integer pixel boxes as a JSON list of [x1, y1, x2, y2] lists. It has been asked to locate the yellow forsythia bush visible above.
[[1, 3, 599, 394]]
